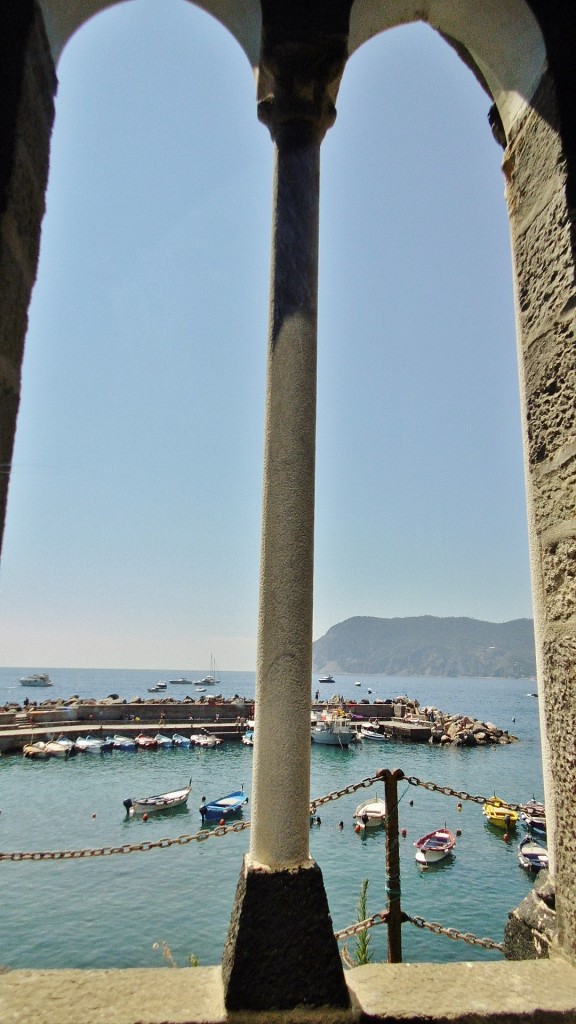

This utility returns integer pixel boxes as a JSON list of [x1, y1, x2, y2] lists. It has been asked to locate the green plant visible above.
[[152, 942, 199, 967], [354, 878, 373, 965]]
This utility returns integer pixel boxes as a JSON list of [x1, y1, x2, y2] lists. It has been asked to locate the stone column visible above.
[[504, 70, 576, 962], [222, 32, 350, 1011], [0, 2, 56, 556]]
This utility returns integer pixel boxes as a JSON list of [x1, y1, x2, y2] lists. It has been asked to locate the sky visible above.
[[0, 1, 534, 670]]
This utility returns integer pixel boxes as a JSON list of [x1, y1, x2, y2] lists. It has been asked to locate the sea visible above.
[[0, 667, 544, 971]]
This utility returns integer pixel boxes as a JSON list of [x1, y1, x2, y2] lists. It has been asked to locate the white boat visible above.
[[20, 673, 52, 687], [172, 733, 192, 748], [23, 741, 50, 758], [153, 733, 173, 748], [197, 655, 220, 686], [518, 836, 549, 873], [414, 827, 456, 864], [148, 681, 167, 693], [169, 677, 193, 685], [44, 739, 71, 758], [192, 731, 222, 748], [353, 795, 386, 829], [123, 779, 192, 816], [75, 734, 113, 754], [318, 674, 335, 684], [311, 709, 355, 746], [359, 724, 387, 742], [109, 734, 136, 751]]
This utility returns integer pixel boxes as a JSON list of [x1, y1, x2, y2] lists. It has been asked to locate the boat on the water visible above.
[[134, 733, 157, 749], [482, 796, 519, 829], [20, 673, 52, 687], [241, 728, 254, 746], [359, 724, 387, 742], [124, 779, 192, 816], [192, 731, 222, 748], [518, 835, 549, 873], [75, 735, 113, 754], [169, 678, 193, 685], [199, 790, 248, 821], [318, 674, 335, 684], [153, 733, 173, 748], [197, 655, 220, 687], [109, 734, 137, 751], [311, 709, 355, 747], [353, 795, 386, 829], [23, 741, 50, 758], [414, 827, 456, 864], [148, 682, 167, 693], [520, 799, 546, 836], [44, 739, 71, 758], [172, 733, 192, 748]]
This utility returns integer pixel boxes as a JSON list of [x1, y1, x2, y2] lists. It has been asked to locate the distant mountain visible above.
[[312, 615, 536, 678]]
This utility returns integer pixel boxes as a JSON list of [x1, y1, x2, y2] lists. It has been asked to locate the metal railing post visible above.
[[379, 768, 405, 962]]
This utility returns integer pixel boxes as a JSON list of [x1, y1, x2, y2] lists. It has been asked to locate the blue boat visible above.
[[199, 790, 248, 821]]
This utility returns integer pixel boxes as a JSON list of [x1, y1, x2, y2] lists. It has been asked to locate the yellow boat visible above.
[[482, 795, 519, 829]]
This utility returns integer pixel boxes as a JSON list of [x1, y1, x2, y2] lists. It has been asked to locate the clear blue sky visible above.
[[0, 1, 533, 670]]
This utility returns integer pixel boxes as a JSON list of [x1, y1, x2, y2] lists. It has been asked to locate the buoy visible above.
[[338, 821, 344, 830], [457, 802, 462, 811], [219, 818, 225, 826], [354, 824, 361, 834], [401, 827, 407, 838], [503, 832, 509, 842], [143, 813, 148, 822], [92, 813, 96, 819], [409, 799, 413, 806], [456, 829, 462, 837]]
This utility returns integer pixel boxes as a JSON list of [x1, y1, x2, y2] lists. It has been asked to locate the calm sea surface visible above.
[[0, 667, 543, 969]]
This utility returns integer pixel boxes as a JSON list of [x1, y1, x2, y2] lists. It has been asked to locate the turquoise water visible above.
[[0, 668, 543, 969]]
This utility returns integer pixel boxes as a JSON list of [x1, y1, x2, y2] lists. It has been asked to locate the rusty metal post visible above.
[[380, 768, 404, 962]]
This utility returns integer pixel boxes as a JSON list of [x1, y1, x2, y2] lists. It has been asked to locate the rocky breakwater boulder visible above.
[[430, 712, 517, 747]]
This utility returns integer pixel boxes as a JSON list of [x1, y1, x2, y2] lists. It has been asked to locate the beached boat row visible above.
[[22, 730, 223, 758]]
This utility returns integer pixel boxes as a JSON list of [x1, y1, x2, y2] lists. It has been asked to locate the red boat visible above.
[[134, 733, 157, 749]]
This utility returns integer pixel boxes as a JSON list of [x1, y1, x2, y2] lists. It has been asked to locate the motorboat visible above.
[[241, 728, 254, 746], [414, 827, 457, 864], [518, 836, 549, 873], [520, 799, 546, 836], [75, 735, 113, 754], [482, 796, 519, 829], [311, 709, 355, 747], [20, 673, 52, 687], [109, 734, 137, 751], [169, 678, 193, 685], [359, 724, 387, 742], [353, 795, 386, 829], [54, 735, 77, 755], [172, 733, 192, 748], [134, 733, 157, 749], [153, 733, 173, 748], [23, 741, 50, 758], [199, 790, 248, 821], [318, 674, 335, 684], [44, 739, 71, 758], [192, 731, 222, 748], [148, 682, 167, 693], [124, 779, 192, 816]]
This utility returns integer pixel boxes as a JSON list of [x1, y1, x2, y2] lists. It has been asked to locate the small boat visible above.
[[109, 734, 137, 751], [44, 739, 71, 758], [75, 735, 114, 754], [518, 836, 549, 873], [520, 799, 547, 836], [172, 733, 192, 748], [20, 673, 52, 687], [153, 733, 173, 748], [124, 779, 192, 816], [353, 795, 386, 829], [195, 687, 207, 693], [197, 655, 220, 686], [318, 674, 335, 684], [134, 733, 157, 749], [241, 728, 254, 746], [193, 731, 222, 748], [199, 790, 248, 821], [55, 735, 77, 755], [414, 827, 456, 864], [148, 682, 167, 693], [359, 724, 387, 742], [311, 709, 355, 747], [169, 678, 193, 685], [482, 796, 519, 829], [23, 741, 50, 759]]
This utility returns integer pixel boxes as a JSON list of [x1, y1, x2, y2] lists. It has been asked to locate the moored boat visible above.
[[353, 795, 386, 829], [193, 731, 222, 748], [20, 673, 52, 687], [109, 734, 137, 751], [172, 733, 192, 748], [241, 728, 254, 746], [482, 796, 519, 829], [359, 724, 387, 742], [134, 733, 158, 749], [318, 674, 335, 684], [414, 827, 456, 864], [148, 681, 167, 693], [124, 779, 192, 816], [23, 741, 50, 758], [44, 739, 71, 758], [199, 790, 248, 821], [75, 735, 113, 754], [153, 733, 173, 748], [520, 799, 546, 836], [311, 709, 355, 747], [518, 836, 549, 873]]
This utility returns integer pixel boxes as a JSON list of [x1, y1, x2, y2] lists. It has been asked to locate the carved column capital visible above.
[[257, 33, 347, 146]]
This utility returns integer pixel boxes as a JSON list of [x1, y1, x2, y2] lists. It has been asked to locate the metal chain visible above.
[[334, 910, 389, 941], [404, 775, 524, 812], [310, 774, 383, 810], [0, 820, 251, 862], [404, 913, 504, 952]]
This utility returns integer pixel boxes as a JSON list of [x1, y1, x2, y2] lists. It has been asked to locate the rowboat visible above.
[[75, 735, 114, 754], [482, 796, 519, 829], [172, 733, 192, 748], [192, 731, 222, 748], [153, 733, 173, 748], [45, 739, 71, 758], [414, 827, 456, 864], [23, 741, 50, 759], [520, 799, 546, 836], [109, 734, 137, 751], [241, 728, 254, 746], [518, 836, 549, 873], [199, 790, 248, 821], [359, 724, 387, 742], [134, 733, 157, 749], [353, 795, 386, 829], [123, 779, 192, 816]]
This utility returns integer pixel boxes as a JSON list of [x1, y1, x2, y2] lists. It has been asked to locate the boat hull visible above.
[[414, 828, 456, 864], [353, 796, 386, 828], [200, 791, 248, 821], [124, 782, 192, 816]]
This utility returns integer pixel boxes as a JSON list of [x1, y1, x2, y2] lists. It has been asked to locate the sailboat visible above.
[[196, 654, 220, 687]]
